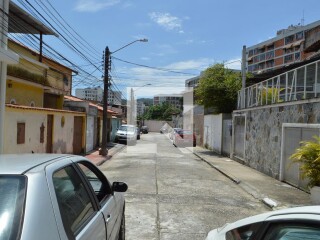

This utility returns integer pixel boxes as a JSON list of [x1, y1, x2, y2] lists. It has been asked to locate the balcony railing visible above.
[[237, 59, 320, 109], [7, 65, 48, 85]]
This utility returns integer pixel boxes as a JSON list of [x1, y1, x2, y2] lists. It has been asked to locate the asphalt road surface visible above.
[[99, 132, 269, 240]]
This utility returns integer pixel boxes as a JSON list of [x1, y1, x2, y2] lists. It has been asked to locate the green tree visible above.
[[143, 102, 181, 120], [195, 63, 245, 113]]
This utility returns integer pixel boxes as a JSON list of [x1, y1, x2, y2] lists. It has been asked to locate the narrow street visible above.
[[99, 132, 269, 240]]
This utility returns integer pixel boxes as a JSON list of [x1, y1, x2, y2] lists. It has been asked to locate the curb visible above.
[[192, 150, 279, 210]]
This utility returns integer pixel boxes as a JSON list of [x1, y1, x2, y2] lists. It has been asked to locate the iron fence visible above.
[[238, 60, 320, 109]]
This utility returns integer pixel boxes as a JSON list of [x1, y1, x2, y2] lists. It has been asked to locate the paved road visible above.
[[99, 132, 269, 240]]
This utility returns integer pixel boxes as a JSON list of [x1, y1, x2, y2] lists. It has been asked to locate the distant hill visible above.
[[137, 98, 153, 106]]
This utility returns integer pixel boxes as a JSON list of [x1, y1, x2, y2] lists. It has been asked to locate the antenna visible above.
[[301, 10, 305, 26]]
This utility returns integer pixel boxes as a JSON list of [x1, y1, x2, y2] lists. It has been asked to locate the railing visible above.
[[238, 59, 320, 109]]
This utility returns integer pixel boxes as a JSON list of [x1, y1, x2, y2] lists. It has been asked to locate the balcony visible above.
[[238, 59, 320, 109], [304, 28, 320, 53], [7, 65, 48, 86]]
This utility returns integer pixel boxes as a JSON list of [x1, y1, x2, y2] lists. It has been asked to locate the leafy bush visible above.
[[290, 136, 320, 188]]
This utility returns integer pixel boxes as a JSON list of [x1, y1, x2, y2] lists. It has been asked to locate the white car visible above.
[[115, 124, 137, 144], [0, 154, 127, 240], [206, 206, 320, 240]]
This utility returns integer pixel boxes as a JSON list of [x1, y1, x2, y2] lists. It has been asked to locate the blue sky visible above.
[[13, 0, 320, 99]]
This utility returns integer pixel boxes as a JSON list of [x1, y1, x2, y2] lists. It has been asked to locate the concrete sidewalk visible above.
[[85, 143, 125, 166], [189, 146, 312, 210]]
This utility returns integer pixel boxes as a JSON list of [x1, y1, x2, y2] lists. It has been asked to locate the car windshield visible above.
[[0, 175, 26, 240], [119, 126, 135, 132]]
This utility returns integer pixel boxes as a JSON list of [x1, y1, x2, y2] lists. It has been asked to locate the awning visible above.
[[8, 2, 57, 36], [292, 40, 304, 47], [282, 43, 293, 49]]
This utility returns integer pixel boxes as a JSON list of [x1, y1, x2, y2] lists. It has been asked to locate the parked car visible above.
[[136, 126, 141, 140], [115, 124, 137, 144], [169, 127, 182, 140], [141, 126, 149, 134], [173, 129, 196, 147], [206, 205, 320, 240], [0, 154, 128, 240]]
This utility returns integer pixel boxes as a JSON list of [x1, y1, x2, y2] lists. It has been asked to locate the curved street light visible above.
[[129, 84, 151, 125], [100, 39, 148, 156]]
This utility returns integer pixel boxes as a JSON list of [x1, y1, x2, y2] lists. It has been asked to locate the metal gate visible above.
[[282, 124, 320, 190], [233, 115, 245, 160]]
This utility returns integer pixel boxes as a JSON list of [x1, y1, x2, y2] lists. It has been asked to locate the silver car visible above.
[[0, 154, 127, 240], [115, 124, 137, 144]]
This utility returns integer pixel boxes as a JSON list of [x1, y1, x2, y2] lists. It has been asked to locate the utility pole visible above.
[[99, 39, 147, 156], [241, 45, 247, 109], [100, 47, 110, 156]]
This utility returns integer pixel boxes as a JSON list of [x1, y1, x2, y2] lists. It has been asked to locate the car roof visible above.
[[0, 154, 76, 175], [221, 206, 320, 232]]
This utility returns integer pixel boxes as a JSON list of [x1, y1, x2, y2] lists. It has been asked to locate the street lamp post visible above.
[[129, 83, 151, 126], [100, 39, 148, 156]]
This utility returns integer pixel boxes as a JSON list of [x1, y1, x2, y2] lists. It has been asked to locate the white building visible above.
[[153, 94, 183, 109], [75, 87, 121, 105], [108, 90, 122, 105], [75, 86, 103, 102], [137, 101, 146, 117]]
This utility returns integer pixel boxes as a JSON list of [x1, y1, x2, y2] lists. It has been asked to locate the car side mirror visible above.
[[112, 182, 128, 193]]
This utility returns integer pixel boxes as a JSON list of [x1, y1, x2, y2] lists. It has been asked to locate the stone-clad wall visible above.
[[233, 100, 320, 179]]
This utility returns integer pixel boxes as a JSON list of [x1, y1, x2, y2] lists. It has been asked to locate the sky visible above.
[[12, 0, 320, 99]]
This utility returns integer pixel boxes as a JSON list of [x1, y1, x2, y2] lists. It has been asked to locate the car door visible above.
[[74, 161, 121, 240], [46, 160, 107, 240]]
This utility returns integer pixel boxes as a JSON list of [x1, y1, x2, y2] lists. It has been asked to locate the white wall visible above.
[[203, 114, 223, 154]]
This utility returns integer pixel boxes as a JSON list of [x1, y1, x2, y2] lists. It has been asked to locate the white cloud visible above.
[[224, 58, 242, 70], [149, 12, 183, 32], [112, 58, 214, 98], [74, 0, 120, 12], [165, 58, 214, 71]]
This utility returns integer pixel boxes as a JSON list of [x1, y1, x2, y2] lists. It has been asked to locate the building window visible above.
[[17, 122, 25, 144], [259, 53, 266, 61], [266, 51, 274, 60], [248, 49, 254, 57], [266, 60, 274, 68], [267, 44, 274, 51], [253, 56, 259, 63], [285, 35, 294, 44], [296, 31, 304, 40], [284, 54, 293, 63], [295, 52, 301, 60]]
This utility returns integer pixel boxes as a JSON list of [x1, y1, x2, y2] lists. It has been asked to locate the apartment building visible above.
[[246, 20, 320, 75], [153, 94, 183, 109], [75, 86, 103, 102], [75, 87, 121, 105]]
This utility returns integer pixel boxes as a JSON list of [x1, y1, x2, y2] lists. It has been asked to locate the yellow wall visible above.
[[8, 40, 72, 94], [6, 80, 43, 106]]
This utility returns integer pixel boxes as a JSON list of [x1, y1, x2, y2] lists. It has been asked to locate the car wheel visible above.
[[137, 135, 140, 140], [118, 209, 125, 240]]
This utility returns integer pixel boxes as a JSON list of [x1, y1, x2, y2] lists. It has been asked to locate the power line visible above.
[[112, 56, 198, 75]]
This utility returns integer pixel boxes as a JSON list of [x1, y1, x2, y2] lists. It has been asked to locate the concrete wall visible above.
[[233, 99, 320, 179], [204, 114, 231, 154], [4, 105, 85, 154]]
